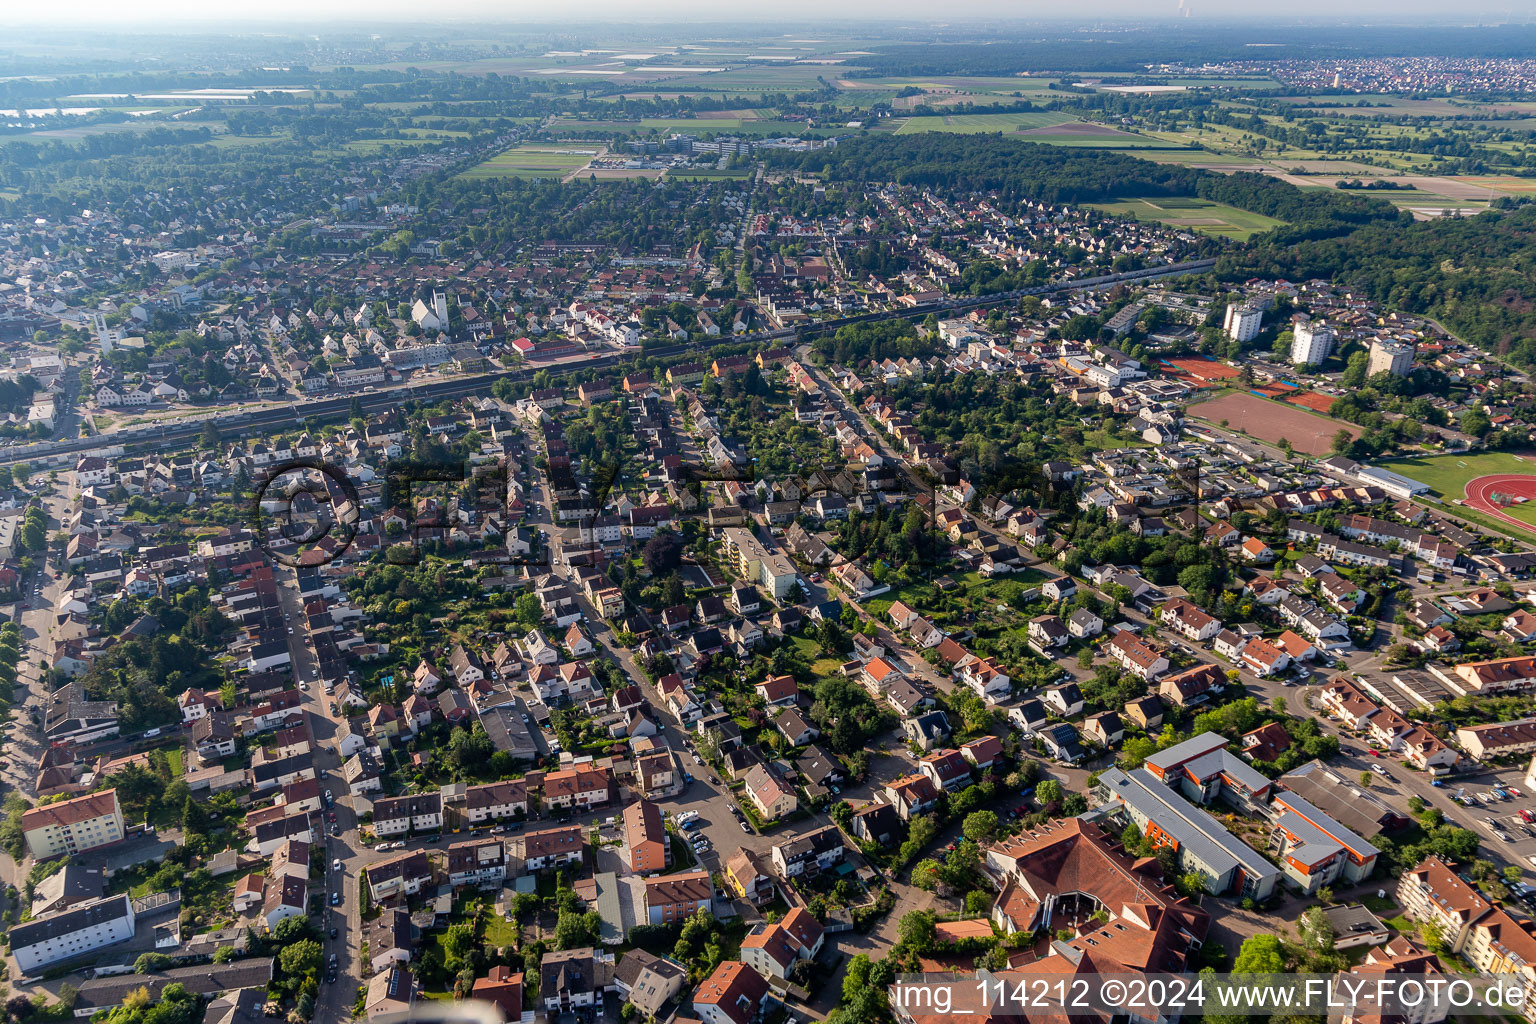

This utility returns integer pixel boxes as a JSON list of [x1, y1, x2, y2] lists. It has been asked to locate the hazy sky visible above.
[[5, 0, 1531, 24]]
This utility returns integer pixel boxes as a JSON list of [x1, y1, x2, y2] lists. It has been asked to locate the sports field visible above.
[[1090, 196, 1285, 241], [1371, 452, 1536, 500], [1187, 392, 1358, 455], [893, 111, 1078, 134], [458, 146, 596, 179], [1284, 391, 1339, 413], [1161, 357, 1241, 384], [1465, 474, 1536, 533]]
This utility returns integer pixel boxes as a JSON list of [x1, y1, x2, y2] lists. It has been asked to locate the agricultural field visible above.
[[546, 115, 797, 136], [1136, 149, 1271, 167], [1187, 391, 1359, 455], [1015, 121, 1183, 150], [893, 111, 1078, 134], [1090, 196, 1285, 241], [652, 65, 843, 91], [1452, 175, 1536, 194], [834, 75, 1061, 96], [457, 145, 596, 179]]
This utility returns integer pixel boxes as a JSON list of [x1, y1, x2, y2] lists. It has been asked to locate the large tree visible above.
[[642, 529, 682, 576]]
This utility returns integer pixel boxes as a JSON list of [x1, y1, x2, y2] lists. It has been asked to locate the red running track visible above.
[[1464, 473, 1536, 537]]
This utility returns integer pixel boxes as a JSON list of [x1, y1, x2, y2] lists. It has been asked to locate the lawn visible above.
[[789, 634, 845, 678], [457, 146, 596, 180], [1083, 425, 1150, 451], [893, 112, 1078, 134], [482, 911, 519, 948], [1090, 196, 1286, 241]]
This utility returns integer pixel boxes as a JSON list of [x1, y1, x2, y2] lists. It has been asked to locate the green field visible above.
[[893, 111, 1078, 134], [1025, 133, 1181, 150], [1090, 196, 1285, 241], [458, 146, 596, 179]]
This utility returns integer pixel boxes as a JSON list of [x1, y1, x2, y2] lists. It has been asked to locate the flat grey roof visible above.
[[1274, 791, 1381, 859], [1098, 768, 1279, 883], [1144, 732, 1227, 772]]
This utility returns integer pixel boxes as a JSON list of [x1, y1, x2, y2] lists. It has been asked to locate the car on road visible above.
[[739, 821, 752, 833], [329, 927, 338, 939], [330, 892, 340, 905], [333, 858, 342, 871], [1370, 764, 1389, 778]]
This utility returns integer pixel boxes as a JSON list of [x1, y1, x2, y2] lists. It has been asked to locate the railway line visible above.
[[0, 257, 1215, 468]]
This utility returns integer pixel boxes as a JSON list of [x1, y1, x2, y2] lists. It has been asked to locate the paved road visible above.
[[271, 566, 364, 1019]]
